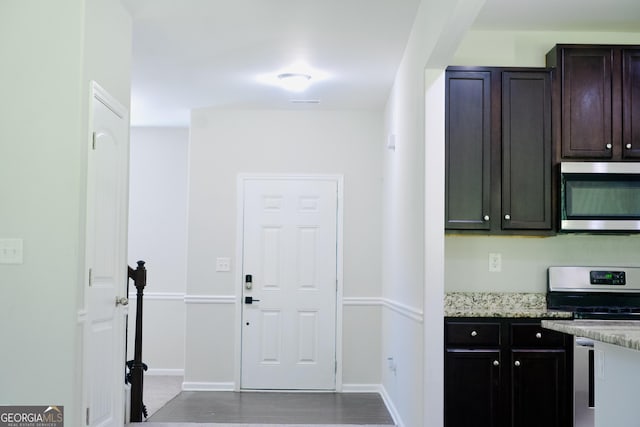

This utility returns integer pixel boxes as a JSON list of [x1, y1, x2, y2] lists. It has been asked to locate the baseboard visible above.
[[341, 383, 382, 393], [182, 381, 235, 391], [145, 368, 184, 376], [379, 384, 404, 427]]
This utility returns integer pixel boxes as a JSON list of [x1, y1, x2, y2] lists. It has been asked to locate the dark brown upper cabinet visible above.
[[546, 45, 640, 160], [445, 69, 491, 231], [445, 67, 553, 234]]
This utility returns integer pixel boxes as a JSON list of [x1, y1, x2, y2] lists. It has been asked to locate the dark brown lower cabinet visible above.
[[511, 350, 566, 427], [445, 349, 501, 426], [445, 318, 572, 427]]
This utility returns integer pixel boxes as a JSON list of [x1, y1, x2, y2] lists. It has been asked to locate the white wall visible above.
[[382, 0, 486, 425], [447, 234, 640, 292], [185, 108, 383, 389], [127, 127, 189, 374], [0, 0, 131, 424], [445, 30, 640, 293], [453, 30, 640, 67]]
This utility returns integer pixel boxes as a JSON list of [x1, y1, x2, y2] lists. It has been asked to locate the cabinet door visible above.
[[501, 71, 552, 230], [445, 349, 501, 427], [623, 48, 640, 159], [445, 71, 491, 230], [560, 47, 614, 158], [510, 350, 567, 427]]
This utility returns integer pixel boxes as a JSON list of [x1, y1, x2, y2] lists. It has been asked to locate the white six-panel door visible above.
[[85, 82, 129, 426], [240, 177, 339, 390]]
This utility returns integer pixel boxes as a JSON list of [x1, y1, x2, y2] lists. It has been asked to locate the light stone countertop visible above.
[[445, 292, 572, 318], [542, 319, 640, 351]]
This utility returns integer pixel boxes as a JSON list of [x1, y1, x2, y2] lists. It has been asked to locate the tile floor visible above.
[[133, 376, 395, 426]]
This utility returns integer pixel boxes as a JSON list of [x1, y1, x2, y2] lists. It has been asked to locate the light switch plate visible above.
[[0, 238, 24, 264], [216, 257, 231, 272]]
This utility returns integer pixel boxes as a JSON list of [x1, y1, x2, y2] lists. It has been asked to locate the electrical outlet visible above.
[[387, 357, 397, 375], [488, 253, 502, 272], [215, 257, 231, 272], [0, 239, 23, 264]]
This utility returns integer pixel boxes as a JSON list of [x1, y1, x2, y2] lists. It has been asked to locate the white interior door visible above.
[[241, 177, 338, 390], [85, 82, 129, 426]]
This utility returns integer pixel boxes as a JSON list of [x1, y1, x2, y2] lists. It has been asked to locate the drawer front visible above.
[[446, 322, 501, 347], [510, 323, 565, 348]]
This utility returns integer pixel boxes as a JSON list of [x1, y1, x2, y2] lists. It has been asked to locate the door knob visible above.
[[115, 297, 129, 306], [244, 296, 260, 304]]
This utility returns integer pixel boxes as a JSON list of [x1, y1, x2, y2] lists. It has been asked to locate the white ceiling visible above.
[[123, 0, 640, 127]]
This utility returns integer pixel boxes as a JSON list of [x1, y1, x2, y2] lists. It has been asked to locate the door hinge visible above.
[[335, 361, 338, 374], [91, 132, 97, 150], [88, 268, 93, 287], [86, 407, 90, 425]]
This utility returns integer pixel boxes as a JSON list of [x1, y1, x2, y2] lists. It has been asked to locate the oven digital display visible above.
[[590, 270, 626, 286]]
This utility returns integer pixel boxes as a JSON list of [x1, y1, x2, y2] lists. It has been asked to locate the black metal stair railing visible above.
[[126, 260, 148, 422]]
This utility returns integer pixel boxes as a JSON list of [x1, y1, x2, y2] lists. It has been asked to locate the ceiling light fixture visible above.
[[256, 61, 331, 93], [277, 73, 312, 92], [290, 99, 321, 104]]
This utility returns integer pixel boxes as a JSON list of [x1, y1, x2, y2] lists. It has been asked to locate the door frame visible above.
[[234, 174, 344, 392]]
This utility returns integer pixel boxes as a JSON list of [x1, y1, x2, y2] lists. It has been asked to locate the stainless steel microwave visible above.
[[561, 162, 640, 232]]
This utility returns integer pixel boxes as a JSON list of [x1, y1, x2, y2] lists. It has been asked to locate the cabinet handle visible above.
[[470, 330, 478, 337], [493, 360, 500, 366], [536, 332, 542, 339], [627, 143, 632, 149], [606, 143, 612, 149], [483, 215, 490, 221], [504, 214, 511, 220], [514, 360, 521, 367]]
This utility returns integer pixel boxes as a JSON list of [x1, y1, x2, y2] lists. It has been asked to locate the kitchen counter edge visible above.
[[542, 319, 640, 351], [445, 292, 571, 318], [447, 309, 572, 318]]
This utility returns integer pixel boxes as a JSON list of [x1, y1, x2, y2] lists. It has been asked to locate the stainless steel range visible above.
[[548, 266, 640, 317], [547, 266, 640, 427]]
